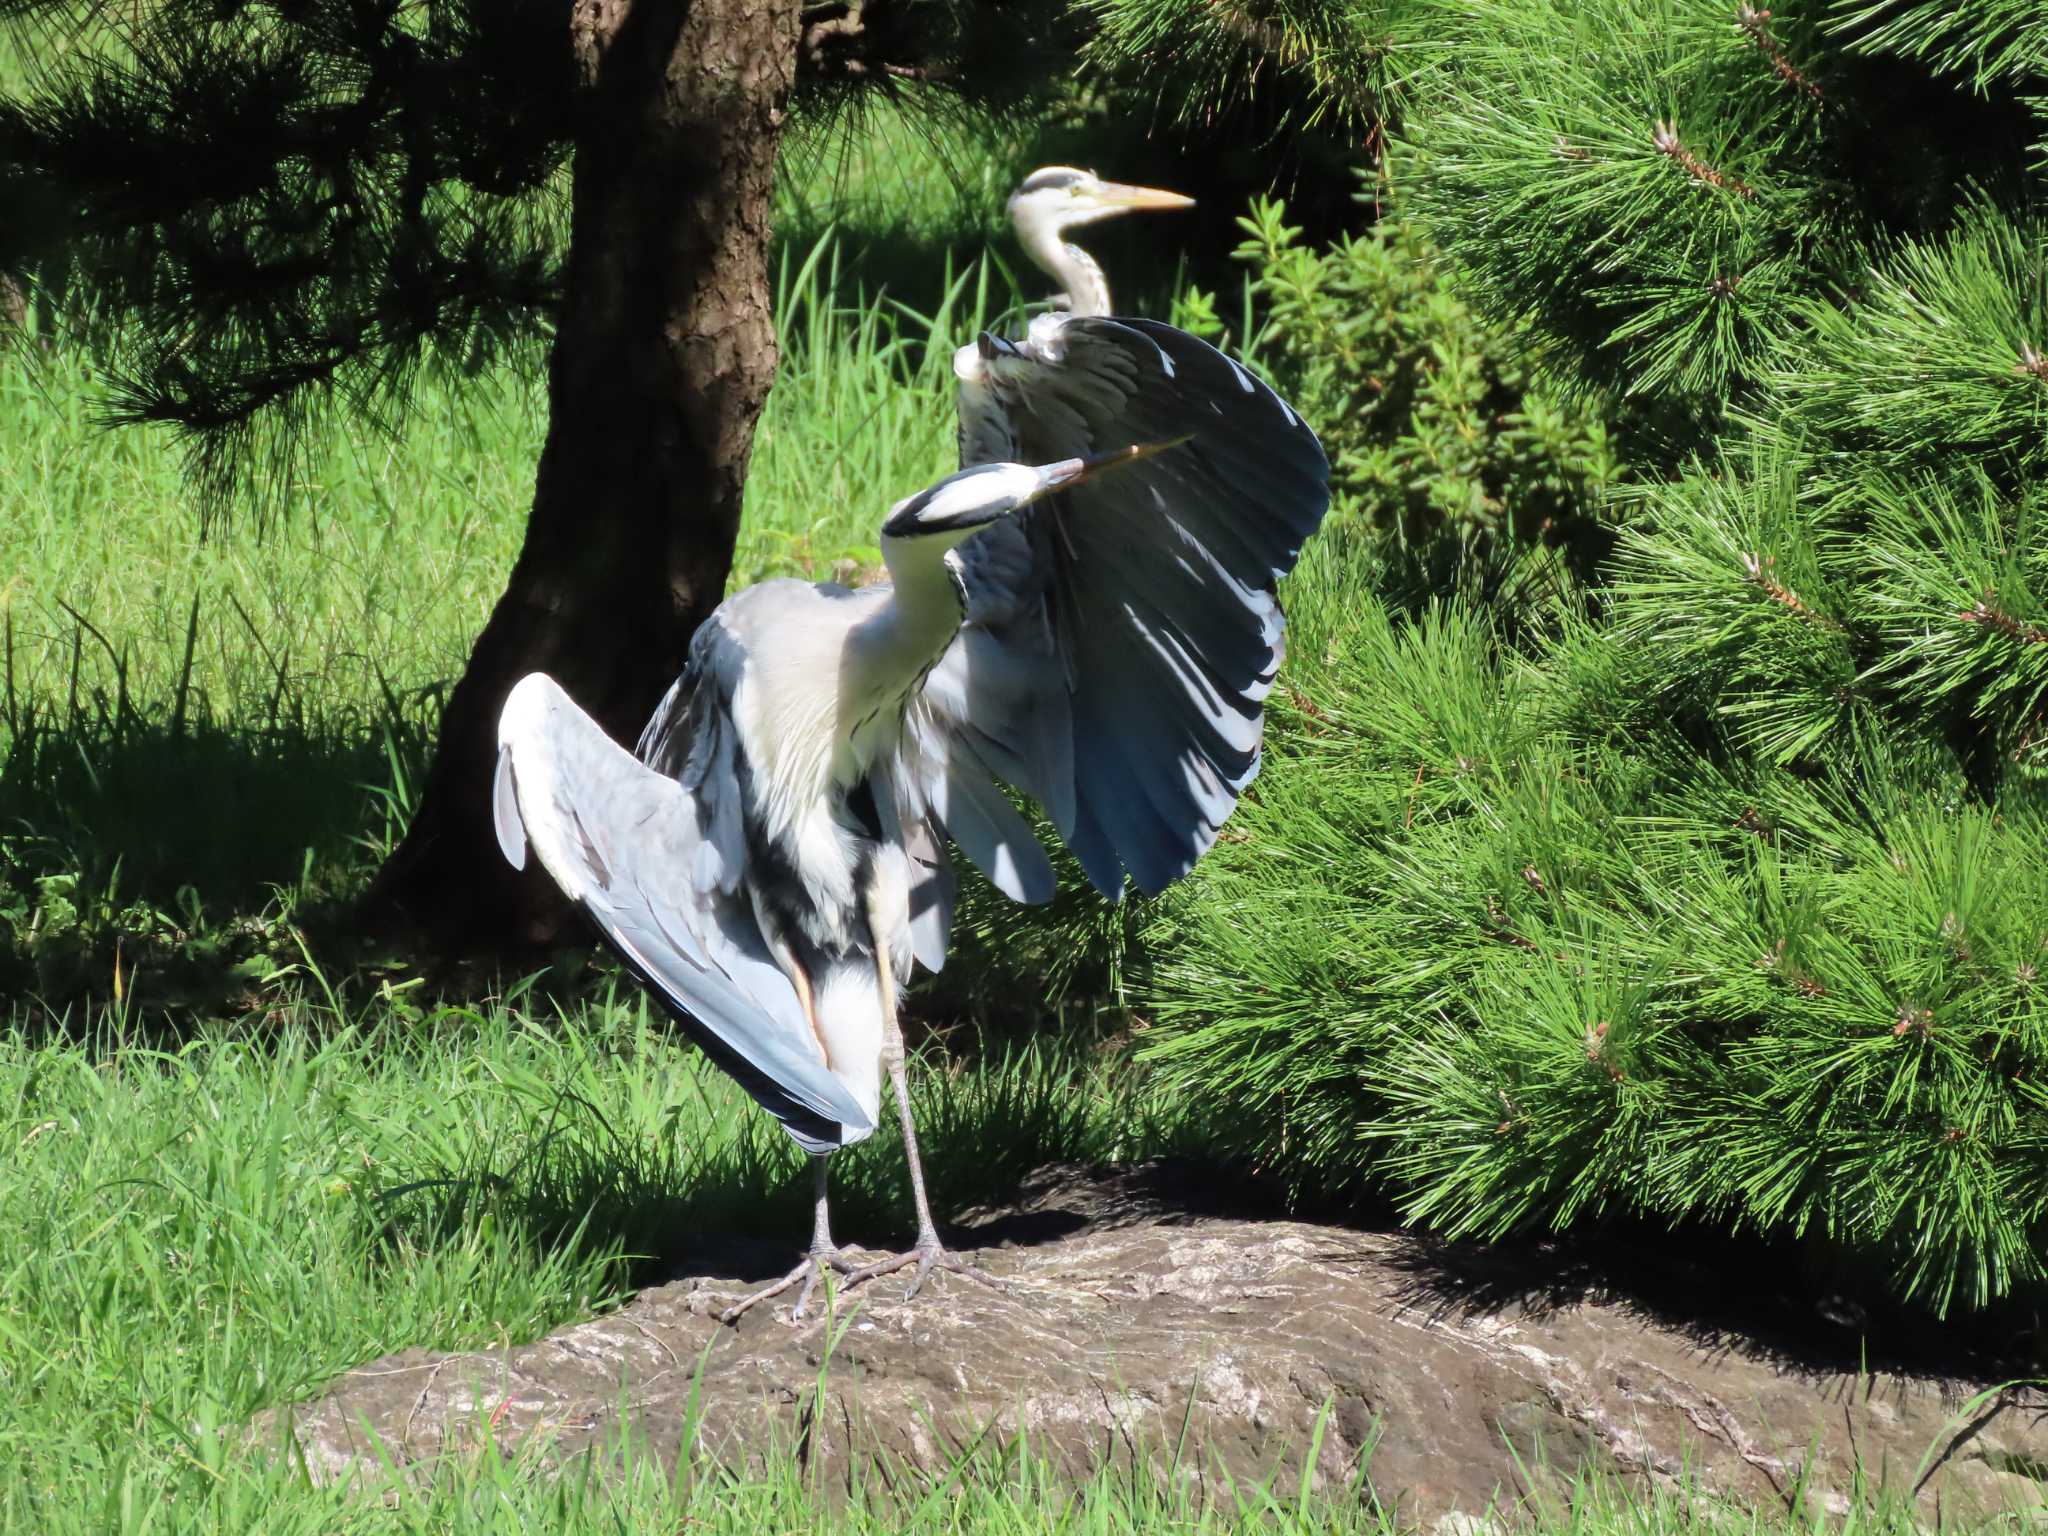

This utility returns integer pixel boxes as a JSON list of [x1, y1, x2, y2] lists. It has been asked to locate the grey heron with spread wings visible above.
[[493, 168, 1328, 1324]]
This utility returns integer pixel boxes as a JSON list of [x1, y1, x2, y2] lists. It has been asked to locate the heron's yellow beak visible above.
[[1090, 181, 1196, 213], [1038, 435, 1195, 494]]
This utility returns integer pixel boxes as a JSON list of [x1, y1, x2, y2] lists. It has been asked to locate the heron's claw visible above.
[[836, 1236, 1005, 1304], [718, 1246, 861, 1326]]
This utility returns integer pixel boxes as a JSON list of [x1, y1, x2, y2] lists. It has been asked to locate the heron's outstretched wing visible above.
[[904, 315, 1329, 913], [495, 671, 873, 1153]]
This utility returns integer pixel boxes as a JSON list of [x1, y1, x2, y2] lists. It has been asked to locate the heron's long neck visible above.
[[856, 535, 967, 699], [1020, 223, 1112, 317], [1050, 243, 1112, 317]]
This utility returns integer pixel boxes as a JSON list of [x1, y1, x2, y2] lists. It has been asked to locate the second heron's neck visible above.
[[1023, 227, 1113, 317]]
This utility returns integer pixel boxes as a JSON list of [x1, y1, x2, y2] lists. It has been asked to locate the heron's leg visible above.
[[887, 1022, 940, 1244], [868, 927, 924, 1224], [831, 912, 1005, 1304], [750, 895, 831, 1067], [717, 1155, 861, 1326], [786, 959, 827, 1065]]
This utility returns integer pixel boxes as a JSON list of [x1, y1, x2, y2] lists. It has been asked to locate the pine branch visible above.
[[1737, 5, 1825, 103], [1081, 0, 1414, 140], [1400, 0, 1831, 429], [1739, 550, 1845, 631], [1959, 592, 2048, 647], [1653, 118, 1758, 200], [1765, 207, 2048, 490]]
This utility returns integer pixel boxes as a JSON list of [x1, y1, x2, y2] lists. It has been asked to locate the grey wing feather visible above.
[[905, 314, 1329, 915], [495, 671, 871, 1153], [934, 760, 1056, 904]]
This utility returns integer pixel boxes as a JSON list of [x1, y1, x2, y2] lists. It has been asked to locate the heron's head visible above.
[[881, 443, 1189, 546], [1007, 166, 1194, 245]]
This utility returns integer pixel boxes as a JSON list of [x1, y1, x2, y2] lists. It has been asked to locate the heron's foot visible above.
[[836, 1234, 1006, 1305], [718, 1247, 861, 1326]]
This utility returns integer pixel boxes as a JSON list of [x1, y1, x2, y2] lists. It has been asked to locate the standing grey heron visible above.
[[494, 172, 1328, 1326]]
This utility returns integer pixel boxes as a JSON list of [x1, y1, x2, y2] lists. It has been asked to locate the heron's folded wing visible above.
[[871, 762, 956, 975], [495, 672, 871, 1151], [925, 315, 1330, 904]]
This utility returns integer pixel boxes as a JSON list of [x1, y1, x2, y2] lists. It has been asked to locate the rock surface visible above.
[[258, 1163, 2046, 1522]]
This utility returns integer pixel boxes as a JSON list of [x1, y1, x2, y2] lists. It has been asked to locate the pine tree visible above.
[[1104, 0, 2048, 1315], [0, 0, 1077, 947], [1083, 0, 1407, 143]]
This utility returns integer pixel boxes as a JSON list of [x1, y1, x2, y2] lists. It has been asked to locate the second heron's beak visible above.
[[1037, 436, 1194, 496], [1090, 181, 1196, 214]]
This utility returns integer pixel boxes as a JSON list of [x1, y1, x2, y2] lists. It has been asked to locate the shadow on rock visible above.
[[1375, 1218, 2045, 1385]]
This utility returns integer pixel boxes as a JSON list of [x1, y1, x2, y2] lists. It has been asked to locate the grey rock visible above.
[[254, 1163, 2048, 1523]]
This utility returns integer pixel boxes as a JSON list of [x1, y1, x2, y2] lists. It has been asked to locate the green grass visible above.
[[0, 989, 1224, 1531], [0, 231, 1019, 711], [0, 995, 2000, 1533]]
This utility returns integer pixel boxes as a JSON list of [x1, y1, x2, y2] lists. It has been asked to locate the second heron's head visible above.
[[1007, 166, 1193, 245]]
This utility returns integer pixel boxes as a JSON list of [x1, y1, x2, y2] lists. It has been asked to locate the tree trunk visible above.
[[362, 0, 801, 951]]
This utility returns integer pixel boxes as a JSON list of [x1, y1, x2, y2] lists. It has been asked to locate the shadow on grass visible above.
[[0, 695, 435, 1015], [355, 1019, 1247, 1307]]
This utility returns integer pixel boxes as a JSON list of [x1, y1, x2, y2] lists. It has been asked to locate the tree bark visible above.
[[362, 0, 801, 950]]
